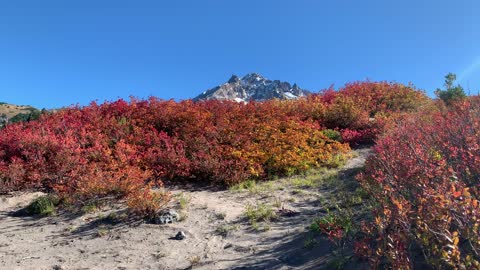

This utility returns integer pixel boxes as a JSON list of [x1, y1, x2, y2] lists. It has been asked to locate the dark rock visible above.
[[175, 231, 186, 240], [277, 208, 300, 217], [228, 75, 240, 83]]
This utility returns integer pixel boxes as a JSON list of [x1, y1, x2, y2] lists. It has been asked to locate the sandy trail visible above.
[[0, 147, 372, 270]]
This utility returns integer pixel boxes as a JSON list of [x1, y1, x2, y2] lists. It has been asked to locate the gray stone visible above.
[[153, 209, 179, 224]]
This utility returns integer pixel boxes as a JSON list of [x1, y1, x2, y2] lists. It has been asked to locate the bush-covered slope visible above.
[[0, 102, 42, 126], [0, 81, 428, 217], [356, 97, 480, 269]]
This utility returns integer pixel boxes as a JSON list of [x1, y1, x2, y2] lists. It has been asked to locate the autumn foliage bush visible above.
[[0, 97, 347, 213], [294, 81, 430, 144], [356, 97, 480, 269], [0, 81, 428, 215]]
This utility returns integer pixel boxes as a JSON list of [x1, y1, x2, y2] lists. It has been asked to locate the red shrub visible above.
[[302, 81, 430, 144], [357, 99, 480, 269], [340, 128, 376, 145], [0, 97, 352, 208]]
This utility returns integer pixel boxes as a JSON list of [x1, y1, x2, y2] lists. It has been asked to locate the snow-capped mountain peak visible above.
[[194, 73, 311, 102]]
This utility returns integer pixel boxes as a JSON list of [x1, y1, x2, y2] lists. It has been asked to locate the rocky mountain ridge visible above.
[[194, 73, 311, 102]]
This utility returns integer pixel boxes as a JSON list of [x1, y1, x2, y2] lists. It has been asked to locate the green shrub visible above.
[[25, 195, 60, 216], [244, 203, 277, 224], [322, 129, 342, 142], [435, 73, 466, 106], [81, 202, 99, 214]]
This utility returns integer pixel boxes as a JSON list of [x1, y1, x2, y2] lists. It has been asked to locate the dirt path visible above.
[[0, 147, 372, 270]]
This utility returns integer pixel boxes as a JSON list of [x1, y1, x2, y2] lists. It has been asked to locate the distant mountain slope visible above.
[[194, 73, 311, 102], [0, 102, 41, 125]]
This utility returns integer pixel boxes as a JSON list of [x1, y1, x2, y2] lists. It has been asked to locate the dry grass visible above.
[[0, 103, 38, 119]]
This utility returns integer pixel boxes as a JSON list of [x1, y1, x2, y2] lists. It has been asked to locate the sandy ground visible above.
[[0, 147, 372, 270]]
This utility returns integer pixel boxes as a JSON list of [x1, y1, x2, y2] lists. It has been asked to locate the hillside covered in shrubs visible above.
[[4, 79, 480, 268], [0, 102, 43, 128], [0, 81, 427, 208]]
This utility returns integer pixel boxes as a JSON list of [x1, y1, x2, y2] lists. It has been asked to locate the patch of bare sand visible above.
[[0, 147, 372, 270], [0, 192, 46, 212]]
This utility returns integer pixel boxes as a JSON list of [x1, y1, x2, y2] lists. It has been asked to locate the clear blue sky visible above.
[[1, 0, 479, 109]]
